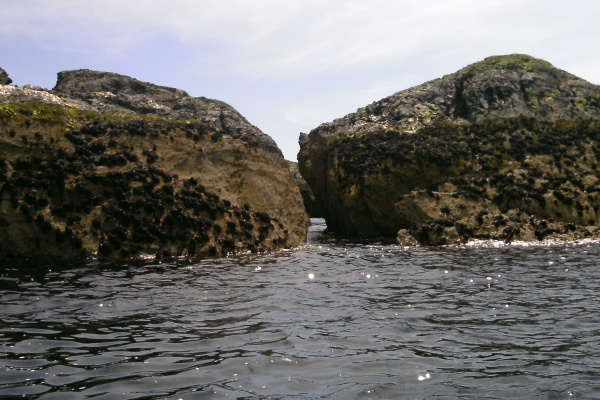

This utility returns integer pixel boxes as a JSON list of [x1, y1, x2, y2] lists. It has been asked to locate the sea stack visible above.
[[298, 54, 600, 244], [0, 68, 309, 263]]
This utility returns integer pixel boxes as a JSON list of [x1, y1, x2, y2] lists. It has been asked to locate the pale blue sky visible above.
[[2, 0, 599, 160]]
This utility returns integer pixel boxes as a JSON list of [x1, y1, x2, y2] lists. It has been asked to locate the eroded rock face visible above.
[[53, 69, 283, 157], [0, 67, 11, 85], [298, 54, 600, 244], [287, 161, 325, 218], [0, 71, 309, 263]]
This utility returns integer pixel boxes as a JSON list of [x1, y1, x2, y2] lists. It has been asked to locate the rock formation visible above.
[[53, 69, 283, 157], [287, 161, 325, 218], [0, 68, 309, 263], [0, 67, 11, 85], [298, 54, 600, 244]]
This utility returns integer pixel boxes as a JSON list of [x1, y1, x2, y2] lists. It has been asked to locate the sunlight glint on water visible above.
[[0, 219, 599, 399]]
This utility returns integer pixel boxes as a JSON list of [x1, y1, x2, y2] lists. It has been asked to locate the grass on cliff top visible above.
[[432, 54, 584, 85], [0, 102, 198, 129], [442, 54, 582, 82], [457, 54, 556, 75]]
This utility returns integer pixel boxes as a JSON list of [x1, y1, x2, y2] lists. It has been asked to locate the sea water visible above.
[[1, 219, 599, 399]]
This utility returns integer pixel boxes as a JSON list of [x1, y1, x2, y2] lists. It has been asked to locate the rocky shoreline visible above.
[[3, 54, 600, 262]]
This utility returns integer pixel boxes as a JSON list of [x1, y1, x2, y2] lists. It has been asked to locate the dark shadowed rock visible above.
[[0, 67, 12, 85], [298, 54, 600, 244], [287, 161, 325, 218]]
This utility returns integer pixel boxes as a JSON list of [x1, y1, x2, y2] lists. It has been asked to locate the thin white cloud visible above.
[[3, 0, 600, 160], [7, 0, 598, 80]]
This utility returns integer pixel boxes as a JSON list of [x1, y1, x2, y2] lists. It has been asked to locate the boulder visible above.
[[298, 54, 600, 244], [0, 71, 309, 263]]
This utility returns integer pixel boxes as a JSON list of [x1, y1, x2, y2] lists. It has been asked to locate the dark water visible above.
[[1, 219, 600, 399]]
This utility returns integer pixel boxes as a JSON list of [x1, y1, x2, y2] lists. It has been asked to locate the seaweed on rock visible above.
[[0, 99, 307, 263]]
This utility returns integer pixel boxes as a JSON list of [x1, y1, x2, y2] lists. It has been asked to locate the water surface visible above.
[[1, 219, 599, 399]]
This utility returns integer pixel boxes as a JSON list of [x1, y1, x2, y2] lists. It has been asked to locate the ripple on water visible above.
[[1, 220, 599, 398]]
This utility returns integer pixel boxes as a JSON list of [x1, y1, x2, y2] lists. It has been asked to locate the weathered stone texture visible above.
[[299, 54, 600, 244], [0, 69, 309, 263]]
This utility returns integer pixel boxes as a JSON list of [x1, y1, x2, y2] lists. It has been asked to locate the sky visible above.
[[1, 0, 600, 161]]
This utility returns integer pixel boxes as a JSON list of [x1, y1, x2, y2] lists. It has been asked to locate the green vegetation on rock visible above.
[[456, 54, 558, 76]]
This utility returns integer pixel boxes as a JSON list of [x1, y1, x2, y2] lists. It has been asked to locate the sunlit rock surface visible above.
[[298, 54, 600, 244], [0, 68, 309, 263]]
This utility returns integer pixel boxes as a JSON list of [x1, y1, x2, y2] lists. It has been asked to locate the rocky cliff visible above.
[[0, 69, 309, 263], [287, 161, 325, 218], [298, 54, 600, 244]]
